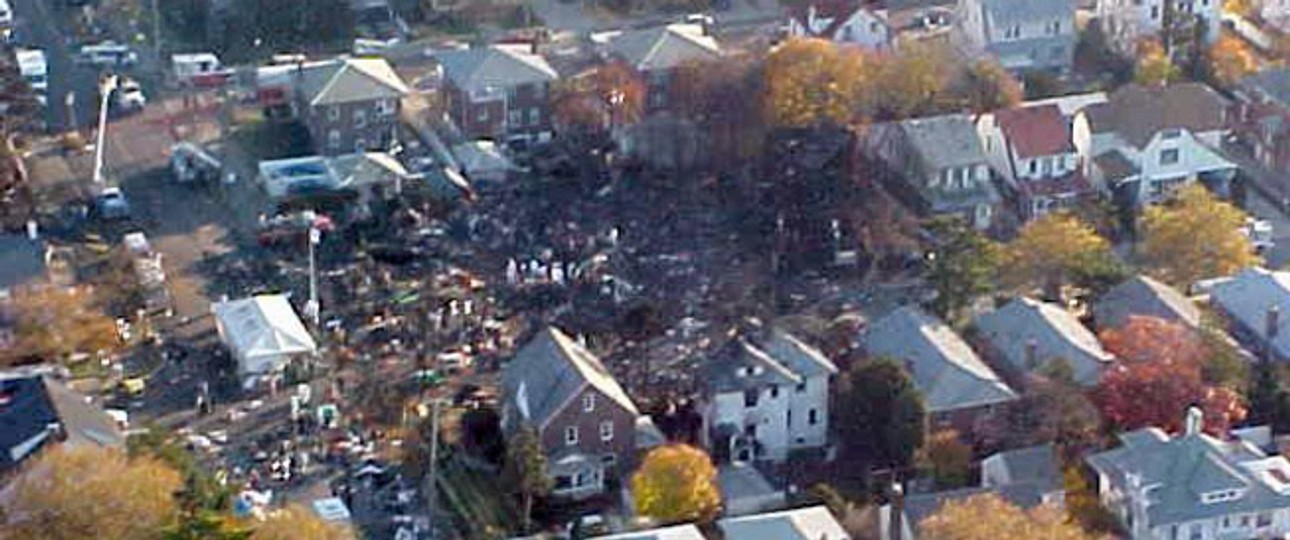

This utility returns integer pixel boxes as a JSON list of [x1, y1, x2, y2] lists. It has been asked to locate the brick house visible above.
[[604, 23, 721, 114], [293, 57, 410, 156], [434, 44, 558, 143], [500, 327, 645, 498]]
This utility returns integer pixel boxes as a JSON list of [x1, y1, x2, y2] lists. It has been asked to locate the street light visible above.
[[92, 75, 119, 186]]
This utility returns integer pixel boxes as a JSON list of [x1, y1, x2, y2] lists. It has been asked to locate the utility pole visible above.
[[427, 399, 442, 536], [305, 226, 321, 325], [151, 0, 162, 60]]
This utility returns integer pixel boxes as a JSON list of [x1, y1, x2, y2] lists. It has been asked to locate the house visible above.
[[972, 297, 1115, 386], [1087, 407, 1290, 540], [978, 104, 1096, 220], [882, 0, 961, 48], [1, 367, 125, 477], [1202, 267, 1290, 361], [1236, 68, 1290, 175], [591, 524, 706, 540], [434, 45, 558, 144], [861, 306, 1018, 435], [1095, 0, 1221, 57], [1085, 83, 1235, 208], [1093, 275, 1202, 331], [1256, 0, 1290, 31], [786, 0, 892, 49], [293, 57, 410, 155], [868, 114, 1003, 230], [604, 23, 721, 113], [719, 462, 789, 516], [500, 327, 642, 498], [697, 329, 838, 464], [954, 0, 1076, 75], [211, 295, 318, 382], [880, 444, 1064, 540], [256, 152, 411, 203], [717, 505, 850, 540]]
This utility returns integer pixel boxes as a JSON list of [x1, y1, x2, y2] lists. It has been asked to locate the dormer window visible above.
[[1201, 489, 1244, 504]]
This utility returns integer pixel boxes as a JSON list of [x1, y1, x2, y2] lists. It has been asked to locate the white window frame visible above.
[[565, 426, 579, 446], [354, 108, 367, 128], [583, 393, 596, 412], [327, 129, 341, 149], [528, 107, 540, 126], [328, 106, 340, 122], [600, 420, 614, 442]]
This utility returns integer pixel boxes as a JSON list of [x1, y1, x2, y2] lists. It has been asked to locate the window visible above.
[[507, 108, 523, 127], [1151, 5, 1160, 19], [354, 138, 367, 152], [796, 382, 807, 393], [770, 385, 779, 399], [809, 408, 819, 425], [583, 393, 596, 412], [354, 109, 367, 128], [555, 475, 573, 490], [1241, 515, 1252, 528], [744, 388, 759, 408], [476, 107, 488, 122], [1028, 159, 1038, 175], [328, 106, 340, 121], [565, 426, 579, 445], [600, 421, 614, 441], [528, 107, 541, 126], [601, 453, 617, 466], [376, 99, 395, 116], [787, 409, 792, 427], [1189, 523, 1202, 540], [1160, 148, 1180, 165], [1258, 512, 1273, 527], [327, 130, 341, 149], [505, 86, 518, 102]]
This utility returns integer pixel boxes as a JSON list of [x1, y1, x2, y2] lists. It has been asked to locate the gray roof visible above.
[[435, 45, 558, 94], [0, 375, 124, 472], [1085, 83, 1228, 147], [1094, 275, 1202, 331], [1087, 423, 1290, 527], [592, 525, 706, 540], [1243, 67, 1290, 108], [978, 0, 1073, 26], [717, 506, 849, 540], [972, 297, 1114, 386], [701, 330, 837, 394], [862, 306, 1018, 413], [0, 235, 44, 291], [1207, 267, 1290, 358], [607, 23, 721, 72], [502, 327, 639, 430], [297, 57, 409, 106], [899, 114, 988, 171], [983, 444, 1063, 496]]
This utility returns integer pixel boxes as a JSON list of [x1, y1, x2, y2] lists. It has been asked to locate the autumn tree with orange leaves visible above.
[[764, 38, 869, 127], [1208, 35, 1257, 86], [551, 59, 646, 132], [1097, 316, 1246, 435]]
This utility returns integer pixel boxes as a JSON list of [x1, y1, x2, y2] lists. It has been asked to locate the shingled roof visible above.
[[994, 104, 1074, 159], [1085, 83, 1228, 148], [502, 327, 639, 430]]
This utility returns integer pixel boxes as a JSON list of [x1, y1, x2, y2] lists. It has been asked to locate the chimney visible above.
[[1184, 406, 1203, 437], [1268, 305, 1281, 341], [530, 38, 540, 56], [1025, 338, 1039, 370]]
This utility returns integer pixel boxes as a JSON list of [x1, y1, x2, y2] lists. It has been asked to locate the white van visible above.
[[15, 48, 48, 105]]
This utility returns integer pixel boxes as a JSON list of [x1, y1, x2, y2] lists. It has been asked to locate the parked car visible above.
[[93, 187, 131, 220]]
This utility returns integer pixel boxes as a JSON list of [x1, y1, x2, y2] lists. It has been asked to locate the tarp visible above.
[[212, 295, 317, 377]]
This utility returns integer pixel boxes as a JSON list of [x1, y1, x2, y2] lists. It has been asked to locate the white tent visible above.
[[212, 295, 317, 378]]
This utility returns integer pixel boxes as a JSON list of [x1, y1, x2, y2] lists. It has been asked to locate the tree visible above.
[[1001, 212, 1114, 300], [953, 59, 1023, 114], [1141, 184, 1260, 288], [870, 43, 955, 120], [163, 512, 252, 540], [671, 54, 767, 165], [551, 59, 646, 132], [917, 430, 972, 489], [631, 444, 722, 524], [460, 406, 505, 464], [1134, 39, 1179, 86], [1, 446, 182, 540], [834, 358, 926, 468], [2, 286, 121, 367], [250, 505, 354, 540], [925, 217, 1000, 320], [918, 493, 1102, 540], [763, 38, 868, 127], [1208, 35, 1257, 86], [505, 427, 551, 534], [996, 375, 1101, 455], [1097, 316, 1247, 434]]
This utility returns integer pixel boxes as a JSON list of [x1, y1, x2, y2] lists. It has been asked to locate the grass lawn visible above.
[[438, 452, 520, 539]]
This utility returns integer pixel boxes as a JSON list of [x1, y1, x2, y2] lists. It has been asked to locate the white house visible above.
[[1096, 0, 1221, 57], [955, 0, 1076, 75], [1085, 83, 1236, 207], [786, 2, 891, 49], [1258, 0, 1290, 31], [978, 103, 1096, 220], [698, 329, 838, 464], [1087, 407, 1290, 540]]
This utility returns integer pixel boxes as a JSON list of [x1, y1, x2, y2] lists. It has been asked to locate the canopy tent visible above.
[[212, 295, 317, 378]]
